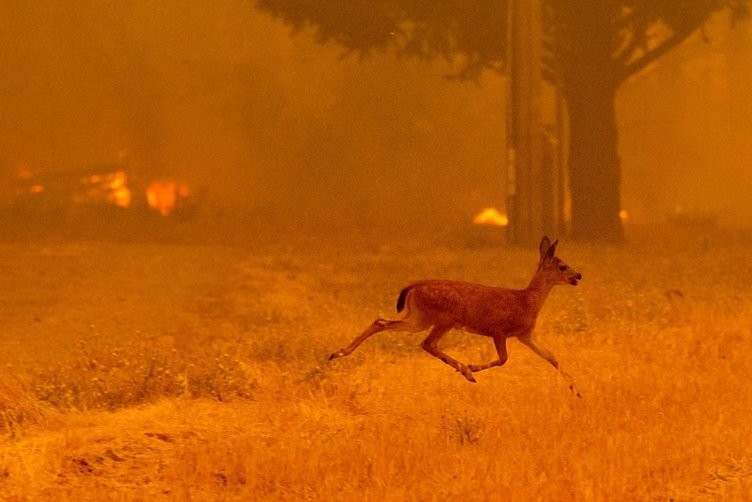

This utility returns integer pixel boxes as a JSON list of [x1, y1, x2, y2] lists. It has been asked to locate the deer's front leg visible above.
[[467, 335, 508, 373], [518, 335, 582, 398]]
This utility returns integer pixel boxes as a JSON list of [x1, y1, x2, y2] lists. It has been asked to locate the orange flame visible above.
[[473, 208, 509, 226], [146, 180, 190, 216], [84, 170, 131, 208], [108, 171, 131, 208]]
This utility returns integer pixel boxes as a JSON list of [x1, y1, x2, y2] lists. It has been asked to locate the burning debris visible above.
[[468, 207, 508, 246], [146, 180, 192, 217], [12, 167, 198, 218], [472, 207, 509, 227], [76, 171, 132, 209]]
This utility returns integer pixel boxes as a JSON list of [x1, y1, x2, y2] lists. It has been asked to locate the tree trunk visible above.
[[565, 83, 623, 242], [506, 0, 545, 247]]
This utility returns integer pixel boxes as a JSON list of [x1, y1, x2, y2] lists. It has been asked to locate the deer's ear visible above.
[[539, 236, 551, 260], [548, 239, 559, 259]]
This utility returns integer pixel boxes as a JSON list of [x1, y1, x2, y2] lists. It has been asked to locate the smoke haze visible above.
[[0, 2, 749, 230]]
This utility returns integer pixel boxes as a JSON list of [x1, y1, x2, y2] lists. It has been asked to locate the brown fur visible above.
[[329, 236, 582, 396]]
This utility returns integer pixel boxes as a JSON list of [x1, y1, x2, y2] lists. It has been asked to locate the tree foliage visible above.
[[257, 0, 747, 84]]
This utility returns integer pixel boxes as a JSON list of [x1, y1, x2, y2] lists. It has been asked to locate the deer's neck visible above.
[[524, 272, 555, 314]]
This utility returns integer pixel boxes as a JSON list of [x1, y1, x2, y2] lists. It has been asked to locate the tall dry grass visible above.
[[0, 229, 751, 500]]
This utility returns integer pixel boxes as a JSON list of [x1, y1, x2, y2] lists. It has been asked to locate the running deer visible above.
[[329, 236, 582, 396]]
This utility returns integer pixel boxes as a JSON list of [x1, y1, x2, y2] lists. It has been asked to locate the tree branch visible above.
[[618, 25, 697, 82]]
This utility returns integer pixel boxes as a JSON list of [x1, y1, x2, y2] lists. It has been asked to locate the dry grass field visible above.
[[0, 223, 751, 500]]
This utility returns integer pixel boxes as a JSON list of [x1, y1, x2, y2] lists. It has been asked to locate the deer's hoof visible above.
[[569, 384, 582, 398], [460, 367, 477, 383], [328, 351, 343, 360]]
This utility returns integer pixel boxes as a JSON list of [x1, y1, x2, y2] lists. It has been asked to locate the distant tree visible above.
[[255, 0, 749, 242]]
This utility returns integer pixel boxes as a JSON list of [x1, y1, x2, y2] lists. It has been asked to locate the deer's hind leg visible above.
[[329, 313, 429, 360], [420, 325, 476, 383], [467, 335, 508, 373]]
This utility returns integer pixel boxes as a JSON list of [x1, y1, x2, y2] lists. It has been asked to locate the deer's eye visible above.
[[559, 265, 567, 271]]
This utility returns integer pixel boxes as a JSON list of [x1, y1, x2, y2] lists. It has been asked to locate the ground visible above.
[[0, 221, 751, 500]]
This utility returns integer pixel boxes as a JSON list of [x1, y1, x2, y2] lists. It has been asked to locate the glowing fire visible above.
[[619, 209, 629, 222], [84, 170, 132, 208], [473, 207, 509, 226], [146, 180, 190, 216], [106, 171, 131, 208], [14, 167, 193, 217]]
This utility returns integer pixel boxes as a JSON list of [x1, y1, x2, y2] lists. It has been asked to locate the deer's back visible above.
[[403, 280, 535, 336]]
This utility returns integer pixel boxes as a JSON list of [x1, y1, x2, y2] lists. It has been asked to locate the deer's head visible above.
[[538, 236, 582, 286]]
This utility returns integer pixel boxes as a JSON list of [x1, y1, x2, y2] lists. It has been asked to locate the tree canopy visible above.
[[258, 1, 747, 83]]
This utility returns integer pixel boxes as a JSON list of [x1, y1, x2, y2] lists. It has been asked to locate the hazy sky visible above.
[[0, 2, 749, 227], [619, 11, 752, 226]]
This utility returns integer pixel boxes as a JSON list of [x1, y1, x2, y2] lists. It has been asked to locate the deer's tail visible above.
[[396, 286, 413, 313]]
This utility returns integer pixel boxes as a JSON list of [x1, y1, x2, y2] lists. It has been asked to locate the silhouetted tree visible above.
[[255, 0, 749, 242]]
